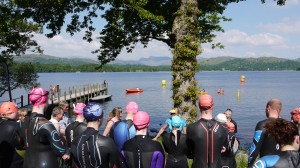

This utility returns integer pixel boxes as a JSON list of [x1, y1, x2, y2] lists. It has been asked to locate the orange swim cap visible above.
[[0, 102, 18, 115], [199, 94, 214, 110], [226, 122, 235, 133]]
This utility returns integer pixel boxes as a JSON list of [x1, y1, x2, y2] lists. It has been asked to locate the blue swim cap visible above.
[[83, 102, 103, 121], [169, 116, 183, 131]]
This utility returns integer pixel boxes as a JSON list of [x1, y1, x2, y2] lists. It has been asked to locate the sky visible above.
[[33, 0, 300, 61]]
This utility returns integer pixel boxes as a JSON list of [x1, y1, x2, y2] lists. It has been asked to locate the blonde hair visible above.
[[59, 100, 68, 108], [105, 107, 122, 127], [18, 108, 28, 122]]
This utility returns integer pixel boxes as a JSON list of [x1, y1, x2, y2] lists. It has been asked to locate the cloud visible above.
[[216, 30, 284, 46], [258, 20, 300, 34], [33, 32, 100, 60]]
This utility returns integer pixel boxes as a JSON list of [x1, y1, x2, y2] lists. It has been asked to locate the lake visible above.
[[1, 71, 300, 147]]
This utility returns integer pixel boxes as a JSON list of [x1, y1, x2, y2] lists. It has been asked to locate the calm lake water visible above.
[[1, 71, 300, 147]]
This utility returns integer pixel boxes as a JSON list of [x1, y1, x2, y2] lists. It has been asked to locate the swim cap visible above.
[[169, 108, 178, 114], [227, 122, 235, 133], [133, 111, 150, 130], [291, 108, 300, 115], [0, 102, 18, 115], [199, 94, 214, 110], [74, 103, 86, 115], [215, 113, 227, 123], [83, 102, 103, 122], [170, 116, 183, 131], [126, 101, 138, 114], [29, 87, 49, 106]]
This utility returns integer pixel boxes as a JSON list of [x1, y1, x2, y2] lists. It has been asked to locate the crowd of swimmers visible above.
[[1, 86, 300, 168]]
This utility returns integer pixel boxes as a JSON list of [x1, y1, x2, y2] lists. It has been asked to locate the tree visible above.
[[15, 0, 286, 122], [0, 0, 42, 97]]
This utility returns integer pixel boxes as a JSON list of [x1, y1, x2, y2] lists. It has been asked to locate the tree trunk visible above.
[[171, 0, 201, 123]]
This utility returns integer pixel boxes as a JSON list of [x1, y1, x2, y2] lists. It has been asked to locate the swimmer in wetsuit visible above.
[[65, 102, 87, 167], [162, 116, 189, 168], [110, 102, 138, 151], [121, 111, 165, 168], [0, 102, 24, 168], [187, 94, 227, 168], [24, 87, 70, 168], [71, 102, 121, 168], [153, 108, 187, 141], [103, 107, 122, 137], [253, 118, 300, 168], [248, 99, 282, 167]]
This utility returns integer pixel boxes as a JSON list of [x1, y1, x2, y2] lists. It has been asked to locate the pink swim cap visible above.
[[126, 101, 138, 114], [29, 87, 49, 106], [133, 111, 150, 130], [74, 103, 86, 115]]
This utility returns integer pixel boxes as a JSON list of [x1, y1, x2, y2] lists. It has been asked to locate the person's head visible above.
[[133, 111, 150, 131], [265, 118, 299, 151], [18, 108, 28, 121], [169, 108, 178, 117], [265, 99, 282, 118], [52, 106, 64, 121], [291, 108, 300, 125], [198, 94, 214, 112], [59, 100, 69, 113], [170, 116, 183, 131], [215, 113, 227, 123], [126, 101, 138, 114], [29, 87, 49, 108], [226, 122, 235, 133], [74, 103, 86, 116], [224, 108, 232, 120], [83, 102, 104, 125], [0, 102, 18, 120]]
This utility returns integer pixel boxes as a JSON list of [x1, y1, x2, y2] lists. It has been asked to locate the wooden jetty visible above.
[[47, 82, 111, 105], [0, 82, 111, 109]]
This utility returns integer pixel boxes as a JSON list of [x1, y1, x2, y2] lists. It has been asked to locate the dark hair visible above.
[[265, 118, 298, 146]]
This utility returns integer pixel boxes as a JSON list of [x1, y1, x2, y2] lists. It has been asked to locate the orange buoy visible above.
[[240, 75, 246, 82]]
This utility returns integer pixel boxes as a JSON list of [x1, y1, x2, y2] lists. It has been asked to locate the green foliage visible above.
[[0, 62, 39, 97], [0, 0, 42, 59]]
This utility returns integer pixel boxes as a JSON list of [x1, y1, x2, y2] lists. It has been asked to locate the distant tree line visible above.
[[13, 60, 300, 73]]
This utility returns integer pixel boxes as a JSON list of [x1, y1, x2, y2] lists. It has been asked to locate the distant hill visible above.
[[13, 54, 300, 71], [14, 54, 97, 66]]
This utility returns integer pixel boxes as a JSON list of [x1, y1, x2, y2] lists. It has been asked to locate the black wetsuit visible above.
[[221, 132, 237, 168], [162, 131, 189, 168], [71, 127, 121, 168], [23, 112, 69, 168], [65, 121, 87, 167], [65, 121, 87, 147], [187, 118, 227, 168], [0, 118, 24, 168], [121, 135, 165, 168], [248, 118, 280, 167], [253, 150, 300, 168]]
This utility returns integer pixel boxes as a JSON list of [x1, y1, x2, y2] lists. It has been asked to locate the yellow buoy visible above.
[[240, 75, 246, 82], [162, 80, 166, 86]]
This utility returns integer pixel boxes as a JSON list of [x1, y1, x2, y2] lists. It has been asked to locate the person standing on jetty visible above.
[[103, 107, 122, 136], [0, 102, 24, 168], [153, 108, 187, 141], [71, 102, 121, 168], [24, 87, 70, 168], [224, 108, 238, 133], [110, 101, 138, 151], [121, 111, 165, 168], [248, 98, 282, 167], [162, 116, 189, 168], [187, 94, 227, 168], [253, 118, 300, 168]]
